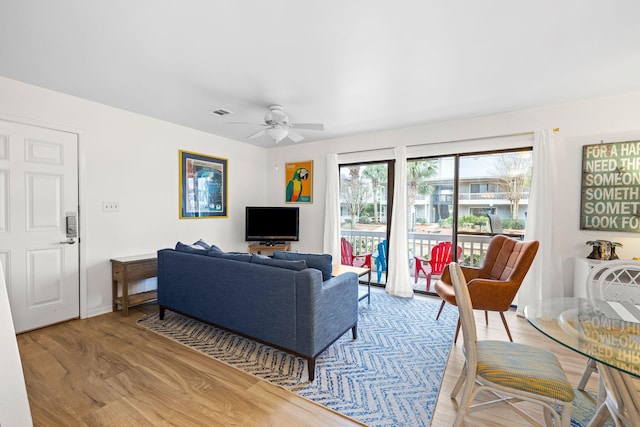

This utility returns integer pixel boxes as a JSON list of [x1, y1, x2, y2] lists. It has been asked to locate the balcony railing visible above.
[[340, 229, 495, 280]]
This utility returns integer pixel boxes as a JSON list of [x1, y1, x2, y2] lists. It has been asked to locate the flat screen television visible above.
[[245, 206, 299, 243]]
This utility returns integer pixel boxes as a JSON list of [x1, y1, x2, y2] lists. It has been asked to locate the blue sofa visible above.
[[157, 248, 359, 381]]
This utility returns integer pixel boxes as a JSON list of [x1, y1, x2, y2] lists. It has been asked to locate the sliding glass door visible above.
[[409, 148, 532, 293], [339, 161, 393, 284]]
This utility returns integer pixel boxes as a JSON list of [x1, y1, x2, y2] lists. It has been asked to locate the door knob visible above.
[[60, 238, 76, 245]]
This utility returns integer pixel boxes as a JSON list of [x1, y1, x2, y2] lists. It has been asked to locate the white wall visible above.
[[267, 92, 640, 296], [0, 76, 268, 317], [3, 74, 640, 307]]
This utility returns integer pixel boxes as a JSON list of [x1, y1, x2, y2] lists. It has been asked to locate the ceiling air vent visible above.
[[210, 108, 233, 116]]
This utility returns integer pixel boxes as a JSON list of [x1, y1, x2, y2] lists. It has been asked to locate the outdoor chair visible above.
[[486, 213, 503, 234], [576, 260, 640, 425], [340, 237, 372, 278], [414, 241, 461, 291], [375, 240, 387, 283], [448, 262, 574, 427], [435, 235, 539, 342]]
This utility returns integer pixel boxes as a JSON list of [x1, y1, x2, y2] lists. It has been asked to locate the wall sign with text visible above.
[[580, 140, 640, 232]]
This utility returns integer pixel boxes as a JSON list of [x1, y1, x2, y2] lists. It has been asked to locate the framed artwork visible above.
[[285, 160, 313, 203], [580, 140, 640, 232], [179, 150, 227, 218]]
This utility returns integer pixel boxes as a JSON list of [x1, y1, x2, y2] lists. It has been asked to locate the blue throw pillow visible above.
[[175, 242, 210, 255], [250, 254, 307, 271], [207, 250, 252, 263], [193, 239, 210, 250], [193, 239, 225, 253], [272, 251, 332, 280]]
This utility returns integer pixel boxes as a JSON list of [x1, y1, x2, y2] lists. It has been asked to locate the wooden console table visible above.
[[248, 243, 290, 257], [111, 253, 158, 316]]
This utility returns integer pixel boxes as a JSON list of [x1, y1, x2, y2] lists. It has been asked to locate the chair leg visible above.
[[484, 310, 488, 325], [436, 300, 446, 320], [454, 319, 461, 343], [577, 359, 597, 391], [425, 273, 432, 292], [499, 312, 513, 342]]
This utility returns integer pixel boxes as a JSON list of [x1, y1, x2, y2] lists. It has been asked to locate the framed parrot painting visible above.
[[285, 160, 313, 203]]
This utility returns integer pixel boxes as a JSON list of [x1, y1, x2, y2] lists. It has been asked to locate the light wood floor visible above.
[[17, 291, 599, 426]]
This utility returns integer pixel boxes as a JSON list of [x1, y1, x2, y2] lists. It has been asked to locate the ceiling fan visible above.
[[232, 105, 324, 143]]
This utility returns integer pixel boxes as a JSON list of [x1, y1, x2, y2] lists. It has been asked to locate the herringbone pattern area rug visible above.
[[138, 291, 458, 426]]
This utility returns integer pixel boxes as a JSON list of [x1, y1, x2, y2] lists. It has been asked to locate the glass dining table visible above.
[[524, 297, 640, 427]]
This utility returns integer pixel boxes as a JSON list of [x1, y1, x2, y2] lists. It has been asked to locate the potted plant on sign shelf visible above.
[[586, 240, 623, 260]]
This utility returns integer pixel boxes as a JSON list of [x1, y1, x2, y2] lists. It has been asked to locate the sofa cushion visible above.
[[251, 254, 307, 271], [207, 250, 252, 262], [193, 239, 210, 250], [194, 239, 225, 253], [273, 251, 332, 280], [175, 241, 210, 255]]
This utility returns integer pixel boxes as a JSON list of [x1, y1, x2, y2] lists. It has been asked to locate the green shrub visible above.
[[463, 254, 482, 267], [502, 218, 525, 230]]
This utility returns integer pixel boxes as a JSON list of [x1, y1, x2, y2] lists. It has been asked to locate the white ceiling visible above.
[[2, 1, 640, 148]]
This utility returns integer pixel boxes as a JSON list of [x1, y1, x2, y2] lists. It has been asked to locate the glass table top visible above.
[[524, 297, 640, 378]]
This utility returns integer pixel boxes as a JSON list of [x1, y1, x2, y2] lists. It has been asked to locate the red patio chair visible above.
[[415, 241, 461, 291], [340, 237, 372, 271]]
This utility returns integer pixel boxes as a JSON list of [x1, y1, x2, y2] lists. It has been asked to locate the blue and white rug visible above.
[[138, 291, 459, 426]]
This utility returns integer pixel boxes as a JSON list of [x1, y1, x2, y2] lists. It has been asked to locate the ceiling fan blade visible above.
[[229, 122, 268, 126], [247, 129, 266, 140], [287, 129, 304, 143], [291, 122, 324, 131]]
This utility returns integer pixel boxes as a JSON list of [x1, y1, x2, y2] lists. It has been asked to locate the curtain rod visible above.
[[407, 127, 560, 148], [337, 128, 559, 156]]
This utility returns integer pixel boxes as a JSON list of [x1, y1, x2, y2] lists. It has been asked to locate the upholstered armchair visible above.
[[434, 235, 539, 342]]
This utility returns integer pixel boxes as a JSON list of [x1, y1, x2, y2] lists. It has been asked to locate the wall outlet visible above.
[[102, 201, 120, 212]]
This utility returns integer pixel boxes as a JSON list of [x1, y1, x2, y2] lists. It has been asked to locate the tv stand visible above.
[[259, 241, 285, 246], [248, 243, 291, 257]]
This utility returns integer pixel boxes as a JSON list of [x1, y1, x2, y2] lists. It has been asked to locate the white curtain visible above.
[[386, 146, 414, 298], [516, 129, 563, 315], [323, 153, 341, 261]]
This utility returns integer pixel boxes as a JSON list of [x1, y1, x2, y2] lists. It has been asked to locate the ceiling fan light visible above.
[[265, 127, 288, 143]]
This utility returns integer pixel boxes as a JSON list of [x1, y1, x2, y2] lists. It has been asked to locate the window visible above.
[[408, 148, 532, 289], [339, 161, 393, 284]]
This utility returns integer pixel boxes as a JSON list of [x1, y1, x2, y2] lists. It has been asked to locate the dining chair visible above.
[[340, 237, 372, 272], [435, 235, 539, 342], [375, 239, 387, 283], [448, 262, 575, 427], [414, 241, 462, 291], [576, 259, 640, 424]]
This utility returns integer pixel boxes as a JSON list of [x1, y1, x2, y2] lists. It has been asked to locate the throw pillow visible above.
[[194, 239, 224, 253], [207, 250, 252, 263], [272, 251, 332, 281], [175, 242, 210, 255], [193, 239, 210, 250], [250, 254, 307, 271]]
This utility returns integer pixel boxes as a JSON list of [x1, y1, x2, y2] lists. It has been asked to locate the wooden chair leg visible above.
[[454, 319, 461, 343], [499, 312, 513, 342], [485, 310, 488, 325], [436, 300, 446, 320]]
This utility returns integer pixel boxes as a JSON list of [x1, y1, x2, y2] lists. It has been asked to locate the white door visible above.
[[0, 120, 79, 333]]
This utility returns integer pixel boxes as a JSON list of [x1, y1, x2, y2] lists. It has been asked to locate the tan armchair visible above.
[[434, 235, 539, 342]]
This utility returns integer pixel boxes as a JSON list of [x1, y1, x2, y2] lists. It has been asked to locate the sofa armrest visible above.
[[295, 270, 359, 356]]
